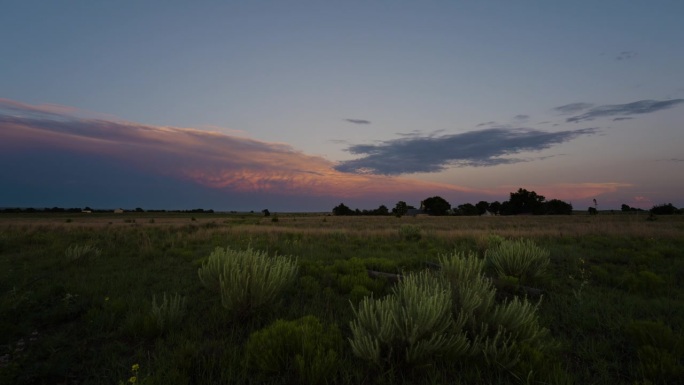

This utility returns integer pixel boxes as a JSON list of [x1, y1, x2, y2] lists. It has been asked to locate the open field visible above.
[[1, 213, 683, 384]]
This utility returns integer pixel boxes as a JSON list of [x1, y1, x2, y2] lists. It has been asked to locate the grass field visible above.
[[1, 212, 683, 384]]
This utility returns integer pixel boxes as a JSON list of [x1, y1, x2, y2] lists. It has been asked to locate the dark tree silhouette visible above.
[[392, 201, 409, 217], [422, 196, 451, 216], [374, 205, 390, 216], [475, 201, 490, 215], [457, 203, 479, 216], [500, 188, 545, 215], [543, 199, 573, 215], [650, 203, 679, 215], [489, 201, 502, 215], [332, 203, 354, 216]]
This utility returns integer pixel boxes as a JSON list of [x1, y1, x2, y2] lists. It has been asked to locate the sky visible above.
[[1, 1, 683, 212]]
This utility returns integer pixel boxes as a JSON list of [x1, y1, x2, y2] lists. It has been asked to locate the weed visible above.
[[64, 244, 101, 261], [150, 292, 187, 332]]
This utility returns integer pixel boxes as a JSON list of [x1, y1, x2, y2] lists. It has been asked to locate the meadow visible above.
[[1, 212, 682, 384]]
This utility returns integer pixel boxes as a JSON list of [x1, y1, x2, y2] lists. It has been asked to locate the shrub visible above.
[[485, 238, 550, 284], [245, 315, 342, 385], [624, 270, 666, 295], [197, 246, 298, 318], [625, 320, 684, 383], [349, 271, 469, 367], [64, 244, 101, 261], [439, 250, 552, 369], [439, 251, 495, 324], [150, 292, 187, 332], [399, 224, 422, 241]]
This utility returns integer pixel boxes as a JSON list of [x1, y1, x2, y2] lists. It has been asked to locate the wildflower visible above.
[[105, 297, 110, 302], [128, 376, 137, 383], [132, 364, 140, 372]]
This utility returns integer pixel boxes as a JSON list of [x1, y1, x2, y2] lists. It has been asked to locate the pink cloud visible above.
[[0, 98, 474, 202], [1, 98, 644, 209]]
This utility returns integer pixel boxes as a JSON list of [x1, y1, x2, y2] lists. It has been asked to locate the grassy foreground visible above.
[[1, 213, 683, 384]]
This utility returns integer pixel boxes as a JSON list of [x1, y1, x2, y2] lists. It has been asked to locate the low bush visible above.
[[197, 246, 298, 318], [625, 320, 684, 383], [349, 271, 469, 367], [150, 292, 187, 333], [440, 250, 552, 369], [485, 238, 550, 284], [398, 224, 422, 241], [245, 315, 342, 385], [64, 244, 101, 261]]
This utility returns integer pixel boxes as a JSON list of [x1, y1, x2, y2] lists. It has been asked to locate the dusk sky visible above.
[[2, 1, 683, 211]]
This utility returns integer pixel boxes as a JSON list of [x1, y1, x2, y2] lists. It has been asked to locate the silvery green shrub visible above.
[[150, 292, 187, 332], [198, 246, 297, 318], [485, 238, 550, 284], [349, 270, 469, 367]]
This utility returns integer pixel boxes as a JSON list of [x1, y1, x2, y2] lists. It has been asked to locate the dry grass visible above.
[[1, 212, 682, 239]]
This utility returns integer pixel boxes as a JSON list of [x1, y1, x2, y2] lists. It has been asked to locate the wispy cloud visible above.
[[513, 114, 530, 121], [476, 121, 496, 127], [344, 118, 371, 125], [566, 99, 684, 123], [612, 117, 633, 121], [552, 103, 594, 115], [335, 127, 598, 175], [616, 51, 638, 61], [0, 99, 474, 203]]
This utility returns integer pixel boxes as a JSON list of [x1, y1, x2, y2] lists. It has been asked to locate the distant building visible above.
[[114, 208, 124, 214]]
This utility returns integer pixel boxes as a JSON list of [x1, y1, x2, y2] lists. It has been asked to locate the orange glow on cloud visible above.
[[0, 98, 474, 199], [1, 98, 636, 204]]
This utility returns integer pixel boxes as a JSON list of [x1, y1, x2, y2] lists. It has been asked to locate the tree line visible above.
[[0, 207, 215, 214], [332, 188, 682, 217]]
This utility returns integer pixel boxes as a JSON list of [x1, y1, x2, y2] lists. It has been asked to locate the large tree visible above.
[[422, 196, 451, 216], [374, 205, 390, 216], [501, 188, 546, 215], [392, 201, 409, 217], [332, 203, 354, 216], [489, 201, 502, 215], [457, 203, 479, 216], [475, 201, 490, 215], [543, 199, 573, 215]]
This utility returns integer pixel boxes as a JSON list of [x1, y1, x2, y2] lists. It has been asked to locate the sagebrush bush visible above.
[[150, 292, 187, 332], [198, 246, 297, 317], [485, 238, 550, 284], [245, 315, 342, 385], [349, 271, 469, 367], [439, 250, 552, 369], [64, 244, 101, 261], [439, 251, 495, 326]]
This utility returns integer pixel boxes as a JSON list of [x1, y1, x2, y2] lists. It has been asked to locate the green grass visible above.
[[0, 213, 683, 384]]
